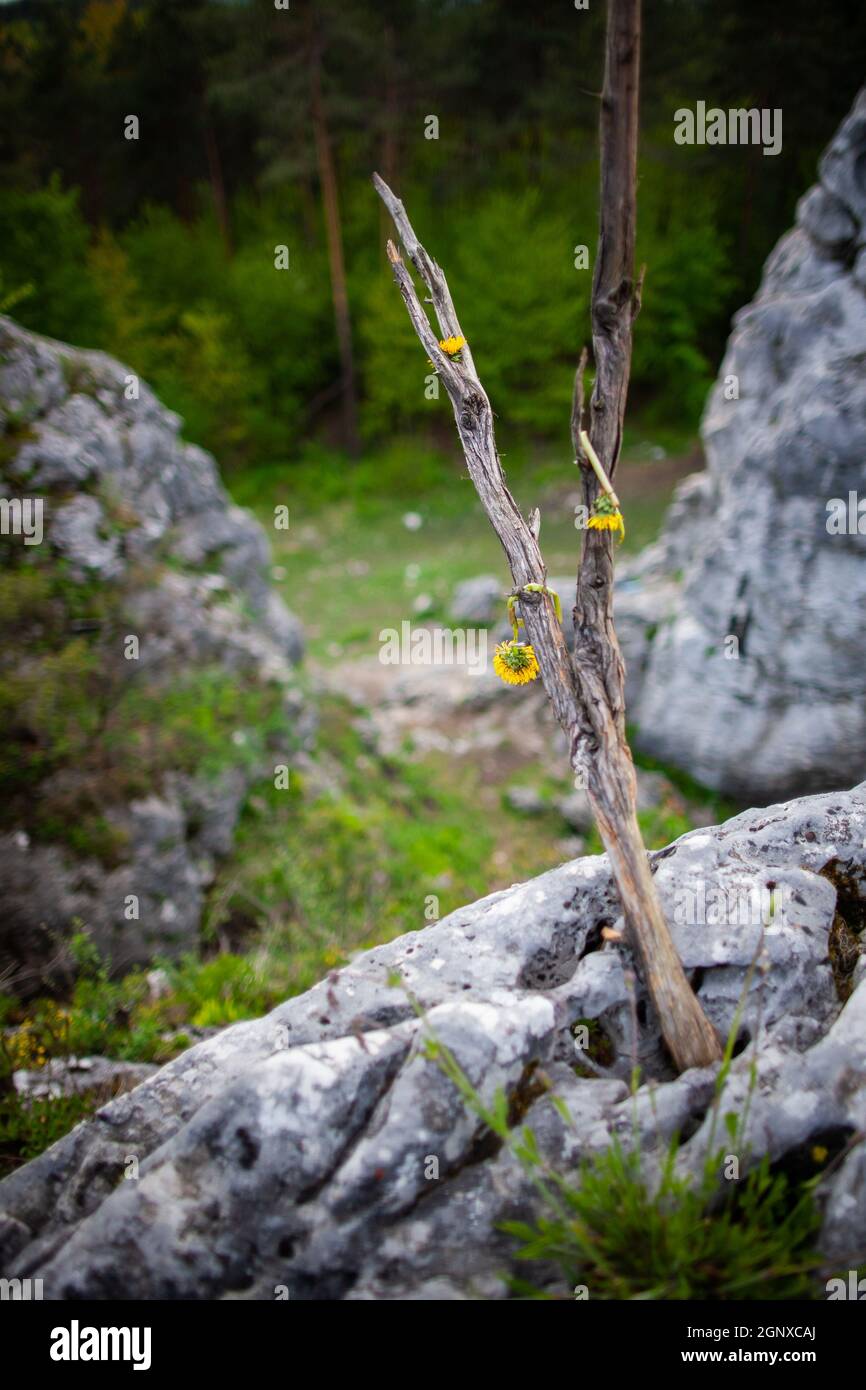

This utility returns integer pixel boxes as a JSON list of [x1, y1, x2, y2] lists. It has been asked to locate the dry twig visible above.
[[373, 0, 720, 1072]]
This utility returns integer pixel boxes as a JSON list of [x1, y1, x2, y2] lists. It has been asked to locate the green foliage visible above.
[[359, 189, 587, 441], [0, 179, 105, 344], [446, 189, 588, 437], [84, 193, 336, 466], [414, 1000, 835, 1301], [0, 165, 735, 460], [0, 268, 33, 316], [224, 203, 334, 453], [632, 178, 735, 422], [0, 1091, 97, 1171], [1, 0, 862, 461], [0, 552, 290, 860], [357, 266, 435, 441], [160, 952, 276, 1028], [503, 1138, 825, 1300], [0, 557, 109, 807], [111, 664, 285, 780]]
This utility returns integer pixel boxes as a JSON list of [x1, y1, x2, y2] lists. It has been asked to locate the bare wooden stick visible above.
[[375, 181, 584, 750], [372, 5, 720, 1072], [573, 0, 720, 1068]]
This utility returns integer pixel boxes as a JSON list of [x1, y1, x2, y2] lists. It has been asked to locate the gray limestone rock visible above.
[[618, 88, 866, 802], [0, 316, 310, 987], [449, 574, 503, 624], [12, 1055, 157, 1102], [1, 783, 863, 1298]]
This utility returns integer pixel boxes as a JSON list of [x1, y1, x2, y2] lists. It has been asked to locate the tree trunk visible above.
[[310, 34, 360, 457], [573, 0, 722, 1070], [202, 107, 233, 257]]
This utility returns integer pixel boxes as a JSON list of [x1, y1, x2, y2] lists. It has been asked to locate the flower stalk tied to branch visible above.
[[372, 0, 723, 1073], [493, 584, 562, 686], [580, 429, 626, 542]]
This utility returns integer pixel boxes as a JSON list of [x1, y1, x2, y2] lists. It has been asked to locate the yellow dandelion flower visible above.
[[587, 508, 625, 543], [811, 1145, 829, 1164], [438, 335, 466, 357], [493, 639, 540, 686]]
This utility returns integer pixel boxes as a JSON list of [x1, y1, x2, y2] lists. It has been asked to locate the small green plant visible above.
[[403, 965, 850, 1301], [0, 1091, 97, 1171], [160, 952, 275, 1028], [501, 1135, 824, 1301]]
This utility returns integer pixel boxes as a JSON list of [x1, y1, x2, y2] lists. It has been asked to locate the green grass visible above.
[[504, 1138, 830, 1300], [0, 431, 721, 1174], [201, 693, 570, 991], [230, 432, 697, 664]]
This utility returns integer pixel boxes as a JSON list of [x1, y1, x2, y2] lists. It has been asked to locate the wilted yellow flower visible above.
[[438, 335, 466, 356], [587, 507, 625, 543], [493, 640, 540, 685]]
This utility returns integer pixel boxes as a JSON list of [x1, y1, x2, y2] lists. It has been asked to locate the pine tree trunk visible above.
[[310, 36, 360, 457]]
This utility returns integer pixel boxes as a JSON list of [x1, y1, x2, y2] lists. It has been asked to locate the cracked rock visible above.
[[1, 783, 864, 1298]]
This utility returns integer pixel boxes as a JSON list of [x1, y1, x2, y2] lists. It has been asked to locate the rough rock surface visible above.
[[1, 783, 863, 1298], [618, 88, 866, 801], [0, 317, 310, 988], [12, 1055, 157, 1102]]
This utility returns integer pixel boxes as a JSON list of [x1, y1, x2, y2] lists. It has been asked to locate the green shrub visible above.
[[359, 186, 587, 441], [0, 1091, 98, 1173], [0, 178, 105, 344], [632, 174, 734, 424], [161, 952, 275, 1027]]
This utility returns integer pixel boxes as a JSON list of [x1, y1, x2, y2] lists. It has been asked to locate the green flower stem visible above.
[[522, 583, 562, 624], [506, 594, 522, 641], [578, 429, 621, 510], [508, 585, 562, 640]]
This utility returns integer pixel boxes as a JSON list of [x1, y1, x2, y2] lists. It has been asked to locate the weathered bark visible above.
[[572, 0, 720, 1070], [372, 0, 722, 1074]]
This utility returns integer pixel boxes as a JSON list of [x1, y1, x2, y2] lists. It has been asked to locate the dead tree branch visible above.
[[573, 0, 720, 1068], [372, 0, 721, 1072]]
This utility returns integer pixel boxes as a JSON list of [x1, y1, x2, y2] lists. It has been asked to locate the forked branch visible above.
[[372, 0, 721, 1072]]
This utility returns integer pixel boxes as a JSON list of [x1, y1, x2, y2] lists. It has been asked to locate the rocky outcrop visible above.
[[620, 88, 866, 801], [1, 783, 863, 1298], [12, 1055, 158, 1103], [0, 317, 311, 991]]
